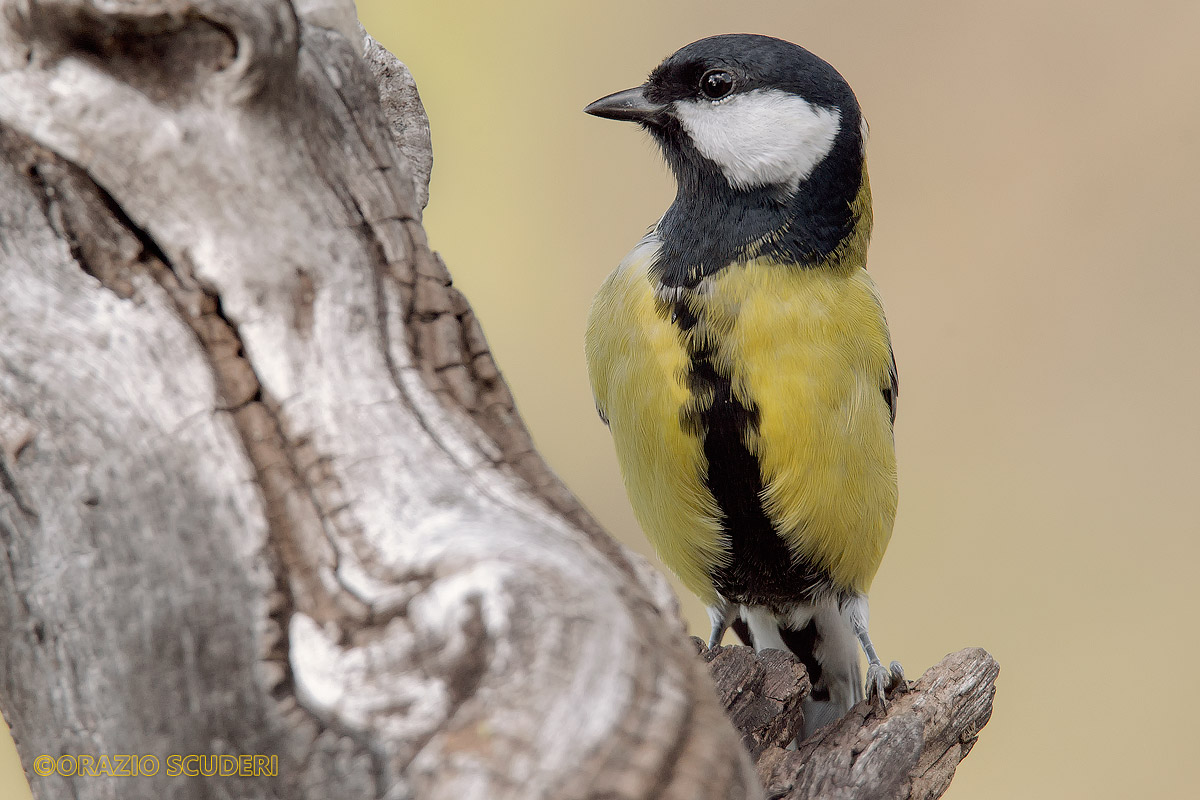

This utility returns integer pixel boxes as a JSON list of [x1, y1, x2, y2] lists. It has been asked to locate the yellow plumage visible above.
[[585, 237, 727, 602], [585, 188, 896, 600], [703, 261, 897, 593]]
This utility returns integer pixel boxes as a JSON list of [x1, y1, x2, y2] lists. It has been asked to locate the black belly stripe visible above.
[[667, 297, 835, 609]]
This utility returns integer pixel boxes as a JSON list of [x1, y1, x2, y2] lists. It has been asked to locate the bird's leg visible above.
[[706, 598, 737, 649], [843, 594, 907, 707]]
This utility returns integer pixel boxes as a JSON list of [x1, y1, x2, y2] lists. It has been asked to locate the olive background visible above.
[[4, 1, 1199, 797]]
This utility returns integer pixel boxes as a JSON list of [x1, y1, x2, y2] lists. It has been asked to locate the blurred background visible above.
[[4, 1, 1199, 797]]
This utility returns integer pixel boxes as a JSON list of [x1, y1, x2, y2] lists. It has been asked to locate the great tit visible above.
[[584, 34, 905, 736]]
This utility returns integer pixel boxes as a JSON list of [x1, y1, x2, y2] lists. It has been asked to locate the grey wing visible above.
[[883, 343, 898, 425], [593, 392, 609, 426], [862, 268, 898, 425]]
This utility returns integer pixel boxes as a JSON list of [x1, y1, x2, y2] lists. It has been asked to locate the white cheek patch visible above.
[[673, 89, 842, 192]]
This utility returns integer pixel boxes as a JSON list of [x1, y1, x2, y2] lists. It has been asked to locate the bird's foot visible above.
[[865, 660, 908, 709], [887, 660, 909, 693]]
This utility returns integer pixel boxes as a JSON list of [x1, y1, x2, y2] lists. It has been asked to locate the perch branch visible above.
[[699, 643, 998, 800]]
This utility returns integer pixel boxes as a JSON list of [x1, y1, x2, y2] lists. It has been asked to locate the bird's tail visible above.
[[733, 611, 862, 739]]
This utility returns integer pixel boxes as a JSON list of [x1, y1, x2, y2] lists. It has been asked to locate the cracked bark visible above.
[[698, 644, 999, 800], [0, 2, 996, 799]]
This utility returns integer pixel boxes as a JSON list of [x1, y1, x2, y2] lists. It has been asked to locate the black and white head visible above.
[[585, 33, 865, 198], [586, 34, 870, 278]]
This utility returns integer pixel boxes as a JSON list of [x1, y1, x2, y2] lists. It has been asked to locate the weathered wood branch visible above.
[[700, 644, 998, 800], [0, 1, 995, 798]]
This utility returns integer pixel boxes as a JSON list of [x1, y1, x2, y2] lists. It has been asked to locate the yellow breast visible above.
[[585, 238, 727, 603], [697, 260, 897, 593], [585, 239, 897, 601]]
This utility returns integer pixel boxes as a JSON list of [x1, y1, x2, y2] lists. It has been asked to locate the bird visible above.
[[583, 33, 906, 737]]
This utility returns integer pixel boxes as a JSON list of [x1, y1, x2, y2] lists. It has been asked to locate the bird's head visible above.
[[585, 34, 865, 200]]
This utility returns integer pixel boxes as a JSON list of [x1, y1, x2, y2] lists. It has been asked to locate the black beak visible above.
[[584, 86, 668, 124]]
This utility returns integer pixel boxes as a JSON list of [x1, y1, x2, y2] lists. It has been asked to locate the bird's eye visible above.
[[699, 69, 734, 100]]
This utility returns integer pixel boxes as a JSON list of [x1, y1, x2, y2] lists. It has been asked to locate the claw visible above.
[[865, 662, 891, 709], [887, 660, 909, 693], [865, 660, 908, 710], [844, 595, 906, 710], [706, 600, 736, 649]]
